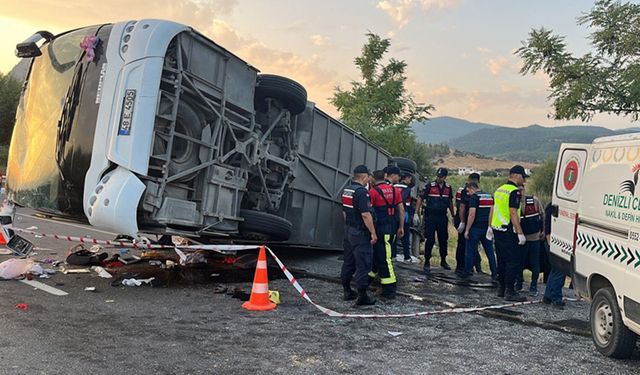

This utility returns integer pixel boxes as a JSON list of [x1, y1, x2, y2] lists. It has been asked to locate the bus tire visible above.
[[254, 74, 308, 115], [239, 209, 292, 242], [590, 287, 637, 358]]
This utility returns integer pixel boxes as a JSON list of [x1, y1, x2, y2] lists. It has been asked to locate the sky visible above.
[[1, 0, 636, 129]]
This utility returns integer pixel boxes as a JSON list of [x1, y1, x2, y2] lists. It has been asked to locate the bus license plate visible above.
[[118, 89, 136, 135]]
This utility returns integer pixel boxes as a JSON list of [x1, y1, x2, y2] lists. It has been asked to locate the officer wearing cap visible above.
[[415, 167, 455, 273], [341, 165, 378, 305], [490, 165, 528, 302], [368, 169, 404, 299], [454, 172, 483, 276]]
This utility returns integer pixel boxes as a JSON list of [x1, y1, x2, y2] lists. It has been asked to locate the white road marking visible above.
[[15, 212, 118, 237], [19, 279, 69, 296]]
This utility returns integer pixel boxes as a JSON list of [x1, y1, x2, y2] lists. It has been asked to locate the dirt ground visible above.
[[1, 209, 639, 374]]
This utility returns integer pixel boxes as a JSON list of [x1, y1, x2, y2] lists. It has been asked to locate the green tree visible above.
[[516, 0, 640, 121], [0, 72, 22, 144], [529, 157, 557, 205], [331, 33, 435, 174]]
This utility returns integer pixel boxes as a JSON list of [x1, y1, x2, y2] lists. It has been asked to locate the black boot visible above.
[[496, 283, 505, 298], [342, 282, 357, 301], [504, 289, 527, 302], [356, 288, 376, 306], [440, 261, 451, 270], [381, 283, 397, 300]]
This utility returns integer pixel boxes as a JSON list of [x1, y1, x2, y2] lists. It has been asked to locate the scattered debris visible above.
[[121, 277, 155, 287], [0, 249, 12, 255], [268, 290, 281, 304], [91, 266, 112, 278], [388, 331, 403, 337], [62, 268, 91, 274], [84, 287, 96, 292], [15, 303, 28, 311], [213, 285, 228, 294], [0, 258, 34, 279], [66, 246, 108, 266], [105, 300, 114, 303]]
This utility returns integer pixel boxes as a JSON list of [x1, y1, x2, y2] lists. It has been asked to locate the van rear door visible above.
[[550, 145, 589, 272]]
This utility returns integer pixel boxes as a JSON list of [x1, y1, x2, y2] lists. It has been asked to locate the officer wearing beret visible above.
[[341, 165, 378, 305]]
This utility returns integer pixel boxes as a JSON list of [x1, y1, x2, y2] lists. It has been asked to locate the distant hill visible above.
[[449, 124, 640, 162], [411, 116, 496, 144]]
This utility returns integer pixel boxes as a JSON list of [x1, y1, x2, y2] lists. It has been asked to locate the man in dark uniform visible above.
[[490, 165, 528, 302], [369, 170, 404, 299], [415, 167, 454, 274], [462, 182, 497, 280], [395, 173, 418, 263], [454, 173, 482, 275], [341, 165, 378, 305]]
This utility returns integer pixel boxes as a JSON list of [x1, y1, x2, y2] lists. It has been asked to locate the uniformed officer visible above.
[[490, 165, 528, 302], [395, 173, 418, 263], [341, 165, 378, 305], [385, 165, 403, 255], [462, 182, 497, 280], [516, 189, 545, 297], [415, 167, 454, 274], [454, 173, 482, 275], [369, 169, 404, 299]]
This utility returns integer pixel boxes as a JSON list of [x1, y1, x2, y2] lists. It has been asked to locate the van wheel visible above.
[[254, 74, 308, 115], [590, 287, 637, 358], [238, 209, 292, 242]]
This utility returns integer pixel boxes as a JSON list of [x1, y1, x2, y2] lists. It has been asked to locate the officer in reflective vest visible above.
[[462, 182, 497, 280], [490, 165, 528, 302], [369, 169, 404, 299], [341, 165, 378, 306], [415, 167, 455, 274], [385, 165, 403, 259], [454, 172, 482, 275], [394, 173, 418, 263], [516, 191, 545, 297]]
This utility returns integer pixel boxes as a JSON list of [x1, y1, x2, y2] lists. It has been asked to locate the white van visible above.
[[551, 134, 640, 358]]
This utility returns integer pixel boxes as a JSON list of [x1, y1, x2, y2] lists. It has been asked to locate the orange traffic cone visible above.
[[242, 246, 276, 311]]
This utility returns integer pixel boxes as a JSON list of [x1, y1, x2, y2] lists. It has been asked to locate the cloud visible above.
[[476, 47, 490, 54], [486, 56, 509, 76], [376, 0, 414, 28], [420, 0, 458, 11], [3, 0, 341, 115], [4, 0, 239, 35], [376, 0, 458, 27], [310, 34, 331, 47]]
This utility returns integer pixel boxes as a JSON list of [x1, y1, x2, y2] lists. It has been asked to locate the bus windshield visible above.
[[7, 26, 101, 215]]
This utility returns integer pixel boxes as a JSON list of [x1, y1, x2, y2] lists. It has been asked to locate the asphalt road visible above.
[[0, 209, 638, 374]]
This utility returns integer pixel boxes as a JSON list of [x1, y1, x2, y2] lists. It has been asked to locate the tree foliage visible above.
[[0, 72, 22, 145], [516, 0, 640, 122], [529, 157, 557, 205], [331, 33, 435, 175]]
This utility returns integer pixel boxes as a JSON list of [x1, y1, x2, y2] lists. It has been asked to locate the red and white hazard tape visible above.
[[264, 247, 542, 318], [11, 226, 544, 318], [12, 227, 252, 253]]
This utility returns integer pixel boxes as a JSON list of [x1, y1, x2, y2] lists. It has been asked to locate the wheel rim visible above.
[[593, 300, 614, 347]]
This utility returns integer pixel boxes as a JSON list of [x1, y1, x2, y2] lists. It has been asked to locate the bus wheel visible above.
[[590, 287, 637, 358], [254, 74, 308, 115]]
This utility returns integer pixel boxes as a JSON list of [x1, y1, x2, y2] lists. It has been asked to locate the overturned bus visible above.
[[8, 19, 393, 250]]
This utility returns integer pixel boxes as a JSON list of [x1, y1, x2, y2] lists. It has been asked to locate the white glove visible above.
[[485, 227, 494, 241], [518, 233, 527, 245], [457, 222, 466, 234], [413, 214, 420, 226]]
